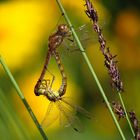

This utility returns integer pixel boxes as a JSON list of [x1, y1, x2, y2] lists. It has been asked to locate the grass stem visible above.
[[0, 56, 48, 140], [55, 0, 126, 139], [118, 92, 135, 137]]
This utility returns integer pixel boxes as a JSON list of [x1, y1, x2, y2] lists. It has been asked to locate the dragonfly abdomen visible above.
[[53, 51, 67, 97]]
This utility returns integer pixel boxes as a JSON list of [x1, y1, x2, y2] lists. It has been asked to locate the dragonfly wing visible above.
[[75, 106, 92, 119], [59, 108, 71, 128], [70, 115, 84, 133], [57, 99, 75, 127], [61, 23, 97, 53], [74, 23, 98, 46], [61, 97, 92, 119], [41, 101, 59, 128], [56, 100, 84, 132]]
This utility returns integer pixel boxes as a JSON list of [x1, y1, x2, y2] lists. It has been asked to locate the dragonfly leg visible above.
[[66, 34, 86, 53], [67, 48, 85, 53], [41, 79, 47, 87], [42, 79, 54, 89], [67, 38, 74, 42], [46, 69, 55, 89], [39, 79, 49, 90], [46, 79, 50, 87], [50, 75, 55, 89]]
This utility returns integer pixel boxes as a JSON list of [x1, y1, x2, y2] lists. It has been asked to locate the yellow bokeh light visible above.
[[0, 1, 54, 69]]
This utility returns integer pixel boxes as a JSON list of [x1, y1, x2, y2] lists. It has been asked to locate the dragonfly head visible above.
[[57, 24, 70, 36]]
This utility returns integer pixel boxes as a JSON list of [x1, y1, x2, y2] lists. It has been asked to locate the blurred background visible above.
[[0, 0, 140, 140]]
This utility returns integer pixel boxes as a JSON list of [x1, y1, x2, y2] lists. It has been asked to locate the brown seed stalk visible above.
[[112, 101, 125, 121], [129, 111, 140, 140], [84, 0, 124, 92]]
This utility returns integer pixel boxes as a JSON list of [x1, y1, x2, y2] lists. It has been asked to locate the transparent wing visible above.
[[76, 23, 97, 41], [61, 97, 92, 119], [58, 99, 76, 128], [59, 108, 71, 128], [56, 100, 84, 133], [41, 101, 59, 128], [61, 23, 98, 53]]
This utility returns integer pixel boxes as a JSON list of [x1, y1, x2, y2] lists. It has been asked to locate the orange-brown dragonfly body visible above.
[[34, 24, 70, 97], [34, 24, 91, 132]]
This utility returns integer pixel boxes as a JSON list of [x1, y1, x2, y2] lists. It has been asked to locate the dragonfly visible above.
[[34, 23, 94, 96], [34, 24, 71, 97], [34, 23, 91, 132]]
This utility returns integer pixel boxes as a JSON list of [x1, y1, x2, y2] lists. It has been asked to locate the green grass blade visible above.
[[0, 56, 48, 140], [0, 89, 26, 140], [118, 93, 135, 137], [55, 0, 126, 139]]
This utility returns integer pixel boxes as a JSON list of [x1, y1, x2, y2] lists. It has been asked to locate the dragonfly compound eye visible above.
[[58, 24, 69, 35]]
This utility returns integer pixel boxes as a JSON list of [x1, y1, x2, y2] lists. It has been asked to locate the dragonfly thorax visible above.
[[48, 24, 71, 51], [46, 90, 61, 102]]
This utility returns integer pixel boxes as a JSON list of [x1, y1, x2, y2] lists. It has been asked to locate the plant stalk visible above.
[[55, 0, 126, 139], [118, 92, 135, 137], [0, 56, 48, 140]]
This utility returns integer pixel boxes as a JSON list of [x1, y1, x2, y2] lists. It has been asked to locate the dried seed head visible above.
[[85, 0, 98, 22], [129, 111, 139, 134], [129, 111, 140, 140], [84, 0, 124, 92], [112, 101, 125, 120]]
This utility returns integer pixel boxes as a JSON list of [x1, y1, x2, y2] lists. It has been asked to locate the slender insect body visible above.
[[53, 51, 67, 96], [48, 24, 70, 51], [34, 24, 91, 132], [34, 24, 70, 97], [34, 51, 52, 96], [48, 34, 63, 51]]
